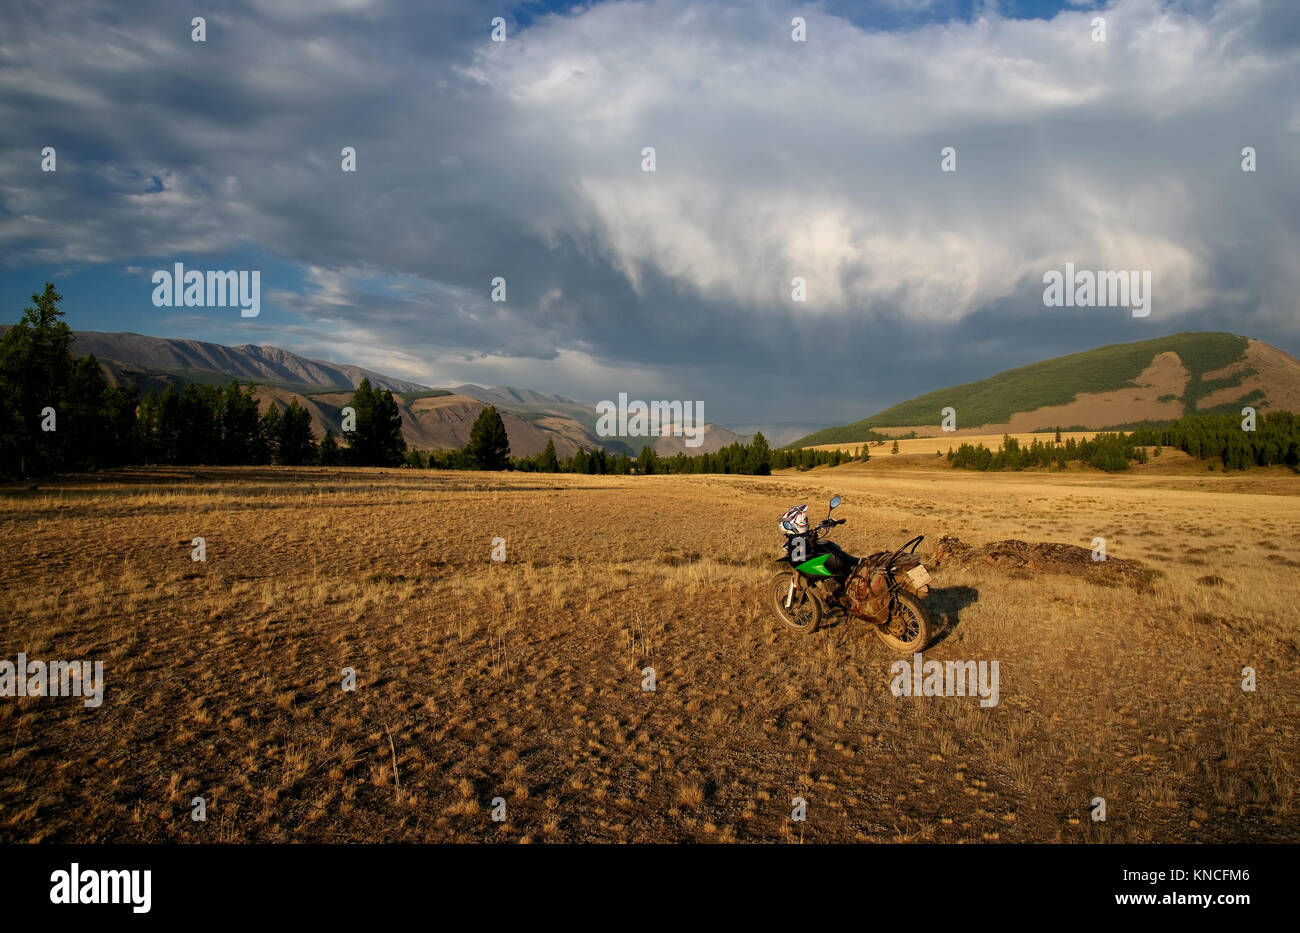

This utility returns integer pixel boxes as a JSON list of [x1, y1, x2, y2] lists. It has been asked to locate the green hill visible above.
[[792, 332, 1254, 446]]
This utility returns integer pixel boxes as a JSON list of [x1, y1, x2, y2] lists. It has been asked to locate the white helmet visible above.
[[779, 504, 809, 536]]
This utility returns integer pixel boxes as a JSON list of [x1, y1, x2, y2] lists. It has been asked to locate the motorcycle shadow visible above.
[[923, 585, 980, 647]]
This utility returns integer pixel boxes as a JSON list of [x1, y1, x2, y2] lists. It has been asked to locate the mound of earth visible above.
[[932, 535, 1157, 588]]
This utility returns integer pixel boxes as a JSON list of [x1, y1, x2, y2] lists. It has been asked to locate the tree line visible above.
[[409, 427, 786, 475], [1127, 412, 1300, 470], [408, 428, 875, 475], [947, 413, 1300, 473], [129, 377, 409, 468], [0, 284, 409, 474], [1, 284, 139, 475], [14, 284, 1289, 479], [948, 433, 1143, 472], [0, 284, 811, 477]]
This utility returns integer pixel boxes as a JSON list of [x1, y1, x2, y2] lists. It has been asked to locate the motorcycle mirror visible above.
[[829, 495, 842, 510]]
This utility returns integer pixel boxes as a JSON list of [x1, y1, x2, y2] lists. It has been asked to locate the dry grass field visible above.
[[1, 462, 1298, 843]]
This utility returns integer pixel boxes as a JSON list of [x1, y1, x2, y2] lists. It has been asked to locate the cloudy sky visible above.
[[2, 0, 1297, 426]]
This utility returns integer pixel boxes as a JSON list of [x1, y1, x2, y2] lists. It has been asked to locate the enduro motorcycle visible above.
[[769, 495, 932, 653]]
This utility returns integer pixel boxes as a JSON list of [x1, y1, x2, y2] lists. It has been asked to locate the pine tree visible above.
[[258, 405, 281, 465], [747, 432, 773, 475], [468, 405, 510, 470], [375, 388, 406, 466], [891, 439, 900, 455], [62, 355, 111, 469], [220, 382, 261, 464], [102, 379, 140, 466], [138, 391, 160, 463], [342, 380, 406, 466], [158, 385, 183, 464], [179, 383, 218, 464], [0, 283, 73, 475], [538, 437, 560, 472], [278, 399, 316, 465], [319, 431, 340, 466], [343, 378, 375, 463]]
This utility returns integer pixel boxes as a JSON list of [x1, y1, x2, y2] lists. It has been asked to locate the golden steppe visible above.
[[1, 458, 1297, 843]]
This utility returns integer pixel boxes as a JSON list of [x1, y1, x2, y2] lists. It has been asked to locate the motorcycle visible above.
[[769, 495, 932, 653]]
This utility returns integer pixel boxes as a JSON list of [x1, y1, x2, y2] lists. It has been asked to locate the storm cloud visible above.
[[1, 0, 1297, 422]]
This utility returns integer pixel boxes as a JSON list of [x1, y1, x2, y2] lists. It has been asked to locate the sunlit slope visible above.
[[793, 333, 1300, 445]]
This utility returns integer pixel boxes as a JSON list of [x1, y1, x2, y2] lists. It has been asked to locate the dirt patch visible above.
[[1198, 339, 1300, 412], [1000, 350, 1188, 433], [932, 535, 1158, 589]]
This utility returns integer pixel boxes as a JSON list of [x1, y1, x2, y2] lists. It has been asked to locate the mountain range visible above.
[[33, 328, 1295, 456], [48, 330, 751, 457]]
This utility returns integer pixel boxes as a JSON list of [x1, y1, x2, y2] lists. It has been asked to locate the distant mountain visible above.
[[651, 423, 752, 456], [451, 383, 606, 443], [250, 387, 592, 458], [40, 331, 759, 457], [451, 384, 752, 455], [728, 423, 830, 448], [792, 332, 1300, 446], [452, 385, 584, 408], [52, 329, 746, 457], [39, 329, 601, 456], [65, 330, 429, 393]]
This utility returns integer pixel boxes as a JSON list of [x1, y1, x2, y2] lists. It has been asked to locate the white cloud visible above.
[[468, 0, 1298, 323]]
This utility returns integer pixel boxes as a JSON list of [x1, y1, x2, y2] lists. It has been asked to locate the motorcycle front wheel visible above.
[[769, 571, 821, 634]]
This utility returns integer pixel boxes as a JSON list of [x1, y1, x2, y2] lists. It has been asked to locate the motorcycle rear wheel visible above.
[[874, 591, 931, 653], [769, 572, 821, 634]]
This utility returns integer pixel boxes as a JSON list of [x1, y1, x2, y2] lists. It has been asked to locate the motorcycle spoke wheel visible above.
[[874, 591, 931, 653], [769, 572, 820, 634]]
